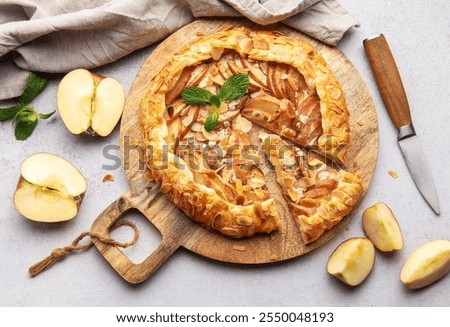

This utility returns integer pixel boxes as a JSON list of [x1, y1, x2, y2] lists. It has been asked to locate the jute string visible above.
[[29, 220, 139, 278]]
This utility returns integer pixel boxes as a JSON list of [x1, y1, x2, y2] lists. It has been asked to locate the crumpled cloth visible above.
[[0, 0, 359, 100]]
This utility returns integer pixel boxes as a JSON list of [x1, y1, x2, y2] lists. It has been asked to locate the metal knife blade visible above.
[[363, 34, 440, 214], [398, 127, 440, 214]]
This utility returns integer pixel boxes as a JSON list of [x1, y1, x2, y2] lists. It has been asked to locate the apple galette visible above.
[[141, 27, 363, 243]]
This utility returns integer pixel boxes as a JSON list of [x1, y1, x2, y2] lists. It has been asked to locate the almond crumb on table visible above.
[[388, 170, 398, 179], [102, 174, 115, 183]]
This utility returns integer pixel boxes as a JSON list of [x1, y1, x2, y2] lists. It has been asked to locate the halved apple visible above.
[[13, 153, 87, 222], [57, 68, 125, 137], [362, 202, 403, 252], [400, 240, 450, 289], [327, 238, 376, 286]]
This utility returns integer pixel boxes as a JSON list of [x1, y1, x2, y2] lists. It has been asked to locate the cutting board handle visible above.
[[90, 189, 182, 284]]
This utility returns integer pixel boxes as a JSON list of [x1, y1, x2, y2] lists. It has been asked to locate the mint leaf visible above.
[[218, 73, 249, 102], [0, 104, 23, 122], [181, 87, 215, 105], [37, 111, 55, 120], [209, 95, 221, 109], [20, 72, 48, 105], [204, 110, 219, 132], [15, 112, 38, 140]]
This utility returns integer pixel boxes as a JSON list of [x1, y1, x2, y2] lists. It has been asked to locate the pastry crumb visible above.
[[269, 254, 279, 261], [102, 174, 114, 183], [232, 245, 246, 252], [388, 170, 398, 179]]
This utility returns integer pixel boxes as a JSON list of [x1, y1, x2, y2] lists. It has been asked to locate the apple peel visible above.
[[327, 238, 376, 286], [400, 240, 450, 289], [13, 153, 87, 222], [362, 202, 403, 252]]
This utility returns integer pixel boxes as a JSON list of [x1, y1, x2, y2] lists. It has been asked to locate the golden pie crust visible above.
[[261, 134, 363, 243], [141, 27, 361, 241]]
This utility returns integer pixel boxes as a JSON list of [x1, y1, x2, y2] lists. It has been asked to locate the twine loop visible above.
[[29, 220, 139, 278]]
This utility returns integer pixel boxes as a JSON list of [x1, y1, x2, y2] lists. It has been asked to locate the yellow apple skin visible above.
[[362, 202, 403, 252], [400, 240, 450, 289], [327, 238, 376, 286]]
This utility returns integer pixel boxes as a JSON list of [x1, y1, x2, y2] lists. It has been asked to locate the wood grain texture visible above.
[[91, 19, 379, 284], [364, 34, 412, 129]]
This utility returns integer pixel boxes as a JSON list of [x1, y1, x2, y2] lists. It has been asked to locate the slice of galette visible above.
[[261, 134, 364, 243]]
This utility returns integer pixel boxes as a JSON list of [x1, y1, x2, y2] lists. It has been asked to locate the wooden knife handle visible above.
[[363, 34, 412, 129]]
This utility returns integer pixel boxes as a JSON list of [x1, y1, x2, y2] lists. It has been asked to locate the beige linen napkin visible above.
[[0, 0, 358, 100]]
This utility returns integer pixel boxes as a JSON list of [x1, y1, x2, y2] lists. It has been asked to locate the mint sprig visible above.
[[0, 72, 54, 140], [181, 73, 249, 132]]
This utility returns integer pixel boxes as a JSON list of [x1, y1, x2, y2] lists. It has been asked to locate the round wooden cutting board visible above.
[[91, 19, 378, 284]]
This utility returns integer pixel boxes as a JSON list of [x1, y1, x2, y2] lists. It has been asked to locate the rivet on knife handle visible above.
[[363, 34, 412, 131]]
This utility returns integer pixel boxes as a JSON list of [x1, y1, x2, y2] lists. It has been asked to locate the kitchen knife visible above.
[[363, 34, 440, 215]]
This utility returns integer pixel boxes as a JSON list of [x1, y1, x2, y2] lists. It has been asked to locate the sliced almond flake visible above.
[[388, 170, 398, 179], [331, 127, 344, 137], [330, 88, 342, 100], [208, 65, 219, 76], [235, 178, 243, 194], [248, 178, 266, 188], [253, 37, 270, 50], [232, 116, 253, 133], [259, 61, 268, 72], [211, 46, 224, 61], [232, 245, 246, 252], [239, 38, 253, 53], [254, 188, 266, 199], [303, 60, 315, 77], [199, 108, 210, 118], [299, 114, 309, 124], [181, 113, 194, 126], [287, 188, 300, 202], [198, 44, 209, 53], [301, 198, 317, 208], [333, 115, 341, 127], [195, 132, 207, 142], [356, 119, 364, 126], [269, 254, 279, 261], [281, 172, 295, 187], [202, 126, 218, 140], [317, 171, 331, 180], [191, 122, 203, 132], [258, 131, 269, 142], [317, 63, 329, 73], [280, 154, 296, 167], [218, 102, 228, 113], [280, 73, 288, 80], [180, 105, 191, 116], [236, 215, 253, 226]]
